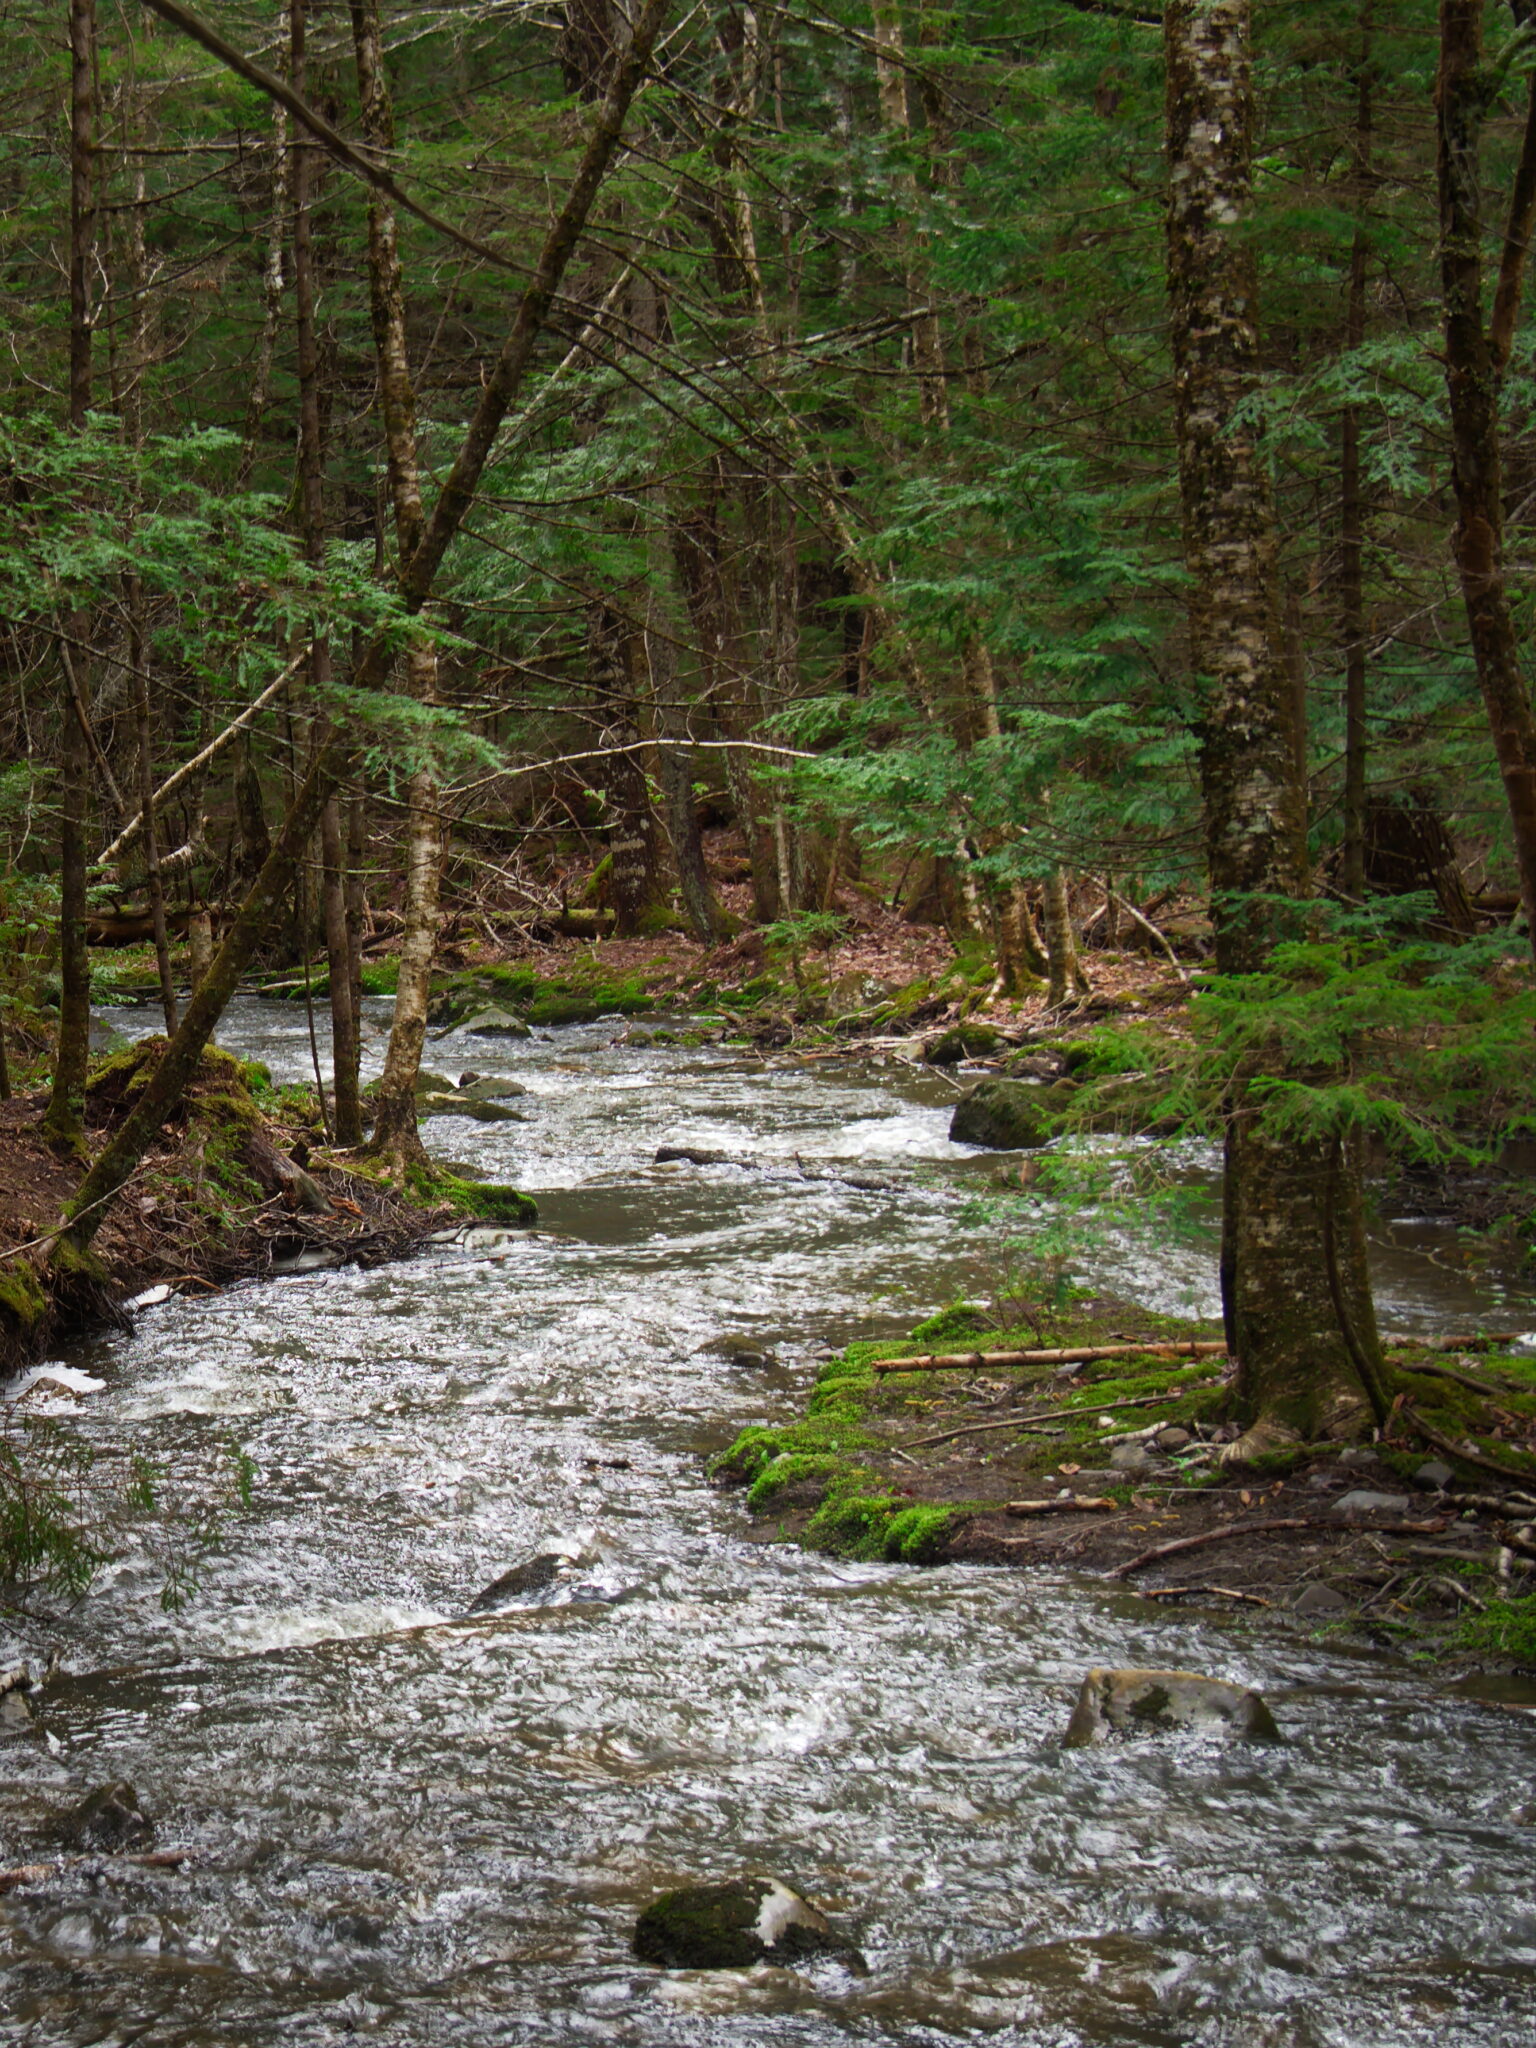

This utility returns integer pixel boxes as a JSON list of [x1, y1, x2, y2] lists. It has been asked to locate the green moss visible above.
[[0, 1264, 47, 1337], [909, 1302, 993, 1344], [358, 959, 399, 995], [404, 1161, 537, 1226], [746, 1452, 841, 1511], [1460, 1593, 1536, 1667]]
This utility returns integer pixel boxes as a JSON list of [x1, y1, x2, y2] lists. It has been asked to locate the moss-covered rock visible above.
[[949, 1077, 1069, 1150], [633, 1876, 838, 1970], [926, 1022, 1003, 1065]]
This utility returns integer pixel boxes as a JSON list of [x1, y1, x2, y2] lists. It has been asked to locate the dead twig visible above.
[[1110, 1517, 1311, 1579], [872, 1340, 1227, 1377], [1006, 1495, 1118, 1516], [1138, 1583, 1273, 1608]]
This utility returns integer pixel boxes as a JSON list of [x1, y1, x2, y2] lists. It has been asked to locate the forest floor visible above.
[[0, 1042, 454, 1373], [715, 1299, 1536, 1672]]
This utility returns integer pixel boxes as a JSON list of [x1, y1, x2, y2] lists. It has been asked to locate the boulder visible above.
[[417, 1093, 525, 1124], [59, 1781, 154, 1851], [925, 1022, 1002, 1066], [948, 1079, 1065, 1150], [412, 1070, 458, 1097], [1063, 1668, 1279, 1747], [458, 1074, 527, 1099], [460, 1006, 532, 1039], [633, 1875, 838, 1970]]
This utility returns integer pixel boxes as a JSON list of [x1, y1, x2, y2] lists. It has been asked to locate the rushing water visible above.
[[2, 998, 1535, 2046]]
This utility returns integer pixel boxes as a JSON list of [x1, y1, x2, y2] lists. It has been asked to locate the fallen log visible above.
[[1006, 1496, 1118, 1516], [872, 1341, 1228, 1377]]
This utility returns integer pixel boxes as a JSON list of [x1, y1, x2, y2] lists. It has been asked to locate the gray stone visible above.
[[0, 1690, 32, 1730], [1155, 1427, 1193, 1453], [1412, 1459, 1455, 1492], [1292, 1581, 1350, 1617], [1338, 1445, 1381, 1469], [1063, 1669, 1280, 1747], [655, 1145, 735, 1167], [59, 1781, 154, 1851], [1109, 1443, 1158, 1475], [459, 1005, 532, 1039], [1330, 1489, 1411, 1518], [417, 1093, 525, 1124], [633, 1875, 839, 1970], [949, 1078, 1067, 1151]]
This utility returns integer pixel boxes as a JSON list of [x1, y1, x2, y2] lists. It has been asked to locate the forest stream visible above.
[[2, 996, 1535, 2047]]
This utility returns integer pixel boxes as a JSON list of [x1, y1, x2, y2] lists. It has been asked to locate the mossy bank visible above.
[[716, 1300, 1536, 1669]]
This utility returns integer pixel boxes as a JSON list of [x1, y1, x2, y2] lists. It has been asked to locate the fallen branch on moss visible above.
[[903, 1383, 1215, 1451], [1398, 1359, 1535, 1401], [1006, 1495, 1118, 1516], [1404, 1408, 1536, 1487], [872, 1341, 1228, 1377]]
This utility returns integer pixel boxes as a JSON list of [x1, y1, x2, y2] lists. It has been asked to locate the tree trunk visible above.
[[45, 695, 92, 1157], [291, 0, 358, 1137], [349, 0, 444, 1169], [1042, 870, 1087, 1007], [321, 795, 360, 1141], [1339, 4, 1373, 901], [1165, 0, 1380, 1440], [47, 0, 98, 1157], [1435, 1, 1536, 958]]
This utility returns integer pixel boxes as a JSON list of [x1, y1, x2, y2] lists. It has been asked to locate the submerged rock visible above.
[[948, 1078, 1065, 1150], [695, 1335, 779, 1369], [467, 1550, 579, 1613], [417, 1093, 525, 1124], [655, 1145, 736, 1167], [633, 1874, 838, 1970], [59, 1781, 155, 1850], [1063, 1668, 1280, 1747]]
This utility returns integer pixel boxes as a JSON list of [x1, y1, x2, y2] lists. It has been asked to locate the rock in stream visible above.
[[1063, 1669, 1279, 1747], [633, 1874, 840, 1970]]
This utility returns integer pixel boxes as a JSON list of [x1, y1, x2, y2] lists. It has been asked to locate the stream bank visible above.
[[0, 1041, 462, 1372], [717, 1299, 1536, 1668]]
